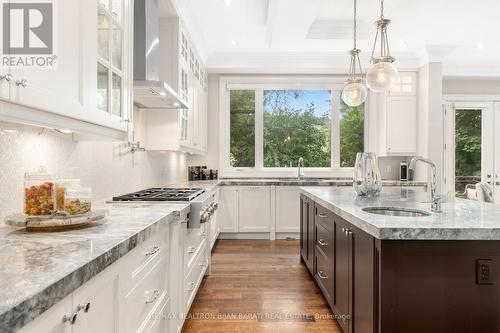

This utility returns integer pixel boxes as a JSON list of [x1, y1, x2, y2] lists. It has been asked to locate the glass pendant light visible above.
[[341, 0, 367, 107], [366, 0, 398, 93]]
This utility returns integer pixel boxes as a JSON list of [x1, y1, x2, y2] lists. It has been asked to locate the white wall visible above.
[[0, 108, 187, 220], [443, 77, 500, 95]]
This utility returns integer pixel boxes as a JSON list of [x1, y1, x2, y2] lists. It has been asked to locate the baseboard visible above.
[[218, 232, 300, 240]]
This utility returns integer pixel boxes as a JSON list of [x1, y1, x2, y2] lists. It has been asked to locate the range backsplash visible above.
[[0, 121, 187, 221]]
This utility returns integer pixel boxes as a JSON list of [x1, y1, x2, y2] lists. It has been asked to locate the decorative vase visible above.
[[353, 152, 382, 196]]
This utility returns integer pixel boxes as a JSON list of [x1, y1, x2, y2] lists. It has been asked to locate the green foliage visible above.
[[230, 90, 255, 167], [229, 89, 364, 169], [340, 101, 365, 167], [263, 90, 331, 167], [455, 110, 481, 177]]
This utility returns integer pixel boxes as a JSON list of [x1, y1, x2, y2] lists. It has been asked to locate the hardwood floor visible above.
[[182, 240, 342, 333]]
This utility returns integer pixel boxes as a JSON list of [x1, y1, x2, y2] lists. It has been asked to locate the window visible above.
[[263, 90, 331, 168], [222, 78, 366, 174], [97, 0, 123, 117], [230, 90, 255, 167]]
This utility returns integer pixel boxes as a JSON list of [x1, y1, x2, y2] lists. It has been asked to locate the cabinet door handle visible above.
[[186, 282, 196, 291], [145, 245, 160, 257], [16, 79, 28, 88], [187, 246, 197, 254], [0, 72, 12, 82], [318, 271, 328, 279], [318, 213, 327, 218], [146, 289, 160, 304], [62, 312, 78, 325], [318, 239, 328, 246], [76, 302, 91, 313]]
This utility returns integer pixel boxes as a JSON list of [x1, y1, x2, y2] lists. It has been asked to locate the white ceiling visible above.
[[168, 0, 500, 76]]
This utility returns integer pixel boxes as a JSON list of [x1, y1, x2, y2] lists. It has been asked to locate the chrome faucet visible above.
[[408, 156, 442, 213], [298, 157, 304, 179]]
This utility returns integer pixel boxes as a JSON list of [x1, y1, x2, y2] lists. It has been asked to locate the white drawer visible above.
[[125, 256, 167, 333], [183, 223, 207, 275], [138, 293, 170, 333], [122, 228, 169, 291], [184, 241, 208, 312]]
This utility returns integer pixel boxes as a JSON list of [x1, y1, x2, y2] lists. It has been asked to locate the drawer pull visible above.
[[318, 239, 328, 246], [187, 246, 197, 254], [146, 289, 160, 304], [76, 302, 91, 313], [199, 260, 208, 267], [62, 313, 78, 325], [318, 271, 328, 279], [200, 232, 207, 238], [318, 213, 328, 218], [186, 282, 196, 291], [145, 245, 160, 257]]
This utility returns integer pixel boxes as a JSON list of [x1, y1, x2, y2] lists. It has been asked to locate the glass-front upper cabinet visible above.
[[98, 0, 124, 118]]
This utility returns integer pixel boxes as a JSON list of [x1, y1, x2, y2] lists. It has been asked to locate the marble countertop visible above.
[[178, 178, 428, 188], [0, 202, 189, 332], [300, 186, 500, 240]]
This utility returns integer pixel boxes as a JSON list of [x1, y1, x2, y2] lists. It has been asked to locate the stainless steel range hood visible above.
[[133, 0, 187, 109]]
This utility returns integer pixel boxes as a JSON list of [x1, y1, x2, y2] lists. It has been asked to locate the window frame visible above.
[[219, 76, 369, 178], [97, 0, 124, 119]]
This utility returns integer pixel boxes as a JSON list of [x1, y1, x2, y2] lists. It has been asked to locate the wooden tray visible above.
[[4, 210, 107, 231]]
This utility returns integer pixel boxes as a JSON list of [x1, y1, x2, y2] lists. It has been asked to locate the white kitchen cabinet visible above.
[[218, 187, 239, 232], [148, 18, 207, 154], [18, 294, 73, 333], [275, 186, 301, 232], [238, 186, 271, 232], [1, 0, 132, 137], [72, 269, 120, 333], [386, 96, 417, 154]]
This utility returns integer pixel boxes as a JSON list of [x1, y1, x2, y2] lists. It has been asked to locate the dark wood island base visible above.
[[300, 194, 500, 333]]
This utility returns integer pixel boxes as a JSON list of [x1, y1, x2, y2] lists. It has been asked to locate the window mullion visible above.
[[332, 89, 341, 169], [255, 89, 264, 171]]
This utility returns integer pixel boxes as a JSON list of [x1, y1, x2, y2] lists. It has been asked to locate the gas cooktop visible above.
[[112, 188, 205, 202]]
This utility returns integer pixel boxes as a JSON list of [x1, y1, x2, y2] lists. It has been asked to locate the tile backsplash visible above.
[[0, 121, 187, 220]]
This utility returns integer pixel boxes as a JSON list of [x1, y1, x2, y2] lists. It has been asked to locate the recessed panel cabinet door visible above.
[[300, 195, 308, 261], [72, 269, 119, 333], [386, 96, 417, 154], [218, 187, 239, 232], [17, 295, 73, 333], [276, 186, 301, 232], [238, 186, 271, 232]]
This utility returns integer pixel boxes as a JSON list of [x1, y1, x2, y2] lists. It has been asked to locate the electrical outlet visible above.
[[476, 259, 493, 285]]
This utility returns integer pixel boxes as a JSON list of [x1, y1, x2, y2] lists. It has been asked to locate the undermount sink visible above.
[[362, 207, 431, 217]]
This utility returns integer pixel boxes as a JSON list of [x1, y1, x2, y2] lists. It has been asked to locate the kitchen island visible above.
[[300, 186, 500, 333]]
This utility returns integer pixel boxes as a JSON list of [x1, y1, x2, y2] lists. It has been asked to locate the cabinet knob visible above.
[[16, 79, 28, 88], [187, 246, 196, 254], [317, 271, 328, 279], [76, 302, 91, 313], [62, 312, 78, 325], [318, 239, 328, 246], [0, 72, 12, 82]]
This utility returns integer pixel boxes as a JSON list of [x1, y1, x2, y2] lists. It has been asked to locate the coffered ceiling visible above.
[[166, 0, 500, 76]]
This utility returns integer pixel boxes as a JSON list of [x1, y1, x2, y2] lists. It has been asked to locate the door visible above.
[[276, 186, 300, 232], [444, 102, 495, 200], [334, 218, 352, 333], [238, 186, 271, 232], [18, 295, 73, 333], [386, 96, 417, 154], [72, 269, 119, 333], [10, 0, 86, 119], [218, 187, 239, 232]]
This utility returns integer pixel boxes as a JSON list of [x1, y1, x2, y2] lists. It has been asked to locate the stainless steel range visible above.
[[112, 187, 217, 229]]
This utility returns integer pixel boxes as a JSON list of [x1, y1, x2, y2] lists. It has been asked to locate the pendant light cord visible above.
[[380, 0, 384, 19], [353, 0, 357, 49]]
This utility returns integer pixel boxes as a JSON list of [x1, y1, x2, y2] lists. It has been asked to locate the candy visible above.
[[24, 182, 55, 216], [64, 199, 91, 215]]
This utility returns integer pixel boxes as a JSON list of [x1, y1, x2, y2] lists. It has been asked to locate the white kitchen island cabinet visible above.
[[218, 186, 239, 233]]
